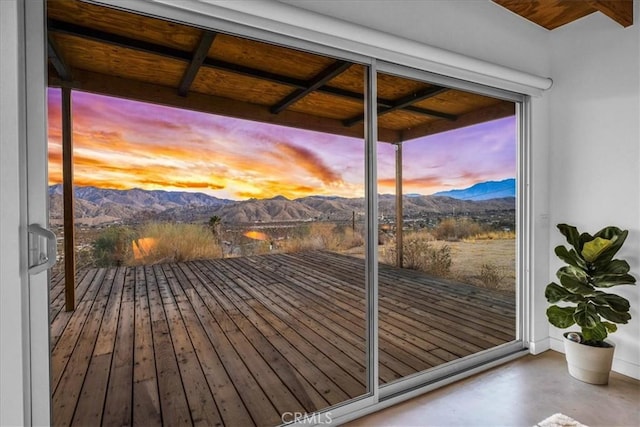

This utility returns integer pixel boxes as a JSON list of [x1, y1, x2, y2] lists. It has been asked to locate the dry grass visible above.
[[128, 222, 222, 265], [281, 223, 364, 253], [76, 220, 515, 293], [462, 230, 516, 241], [380, 231, 452, 276], [377, 235, 516, 293], [446, 239, 516, 292]]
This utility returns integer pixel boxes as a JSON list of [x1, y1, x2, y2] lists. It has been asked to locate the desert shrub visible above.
[[463, 229, 516, 241], [129, 222, 222, 265], [93, 226, 136, 267], [237, 240, 271, 257], [383, 234, 452, 277], [282, 222, 364, 253], [340, 227, 365, 249], [433, 218, 484, 241], [479, 263, 504, 289]]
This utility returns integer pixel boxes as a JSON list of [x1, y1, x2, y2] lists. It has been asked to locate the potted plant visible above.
[[546, 224, 636, 384]]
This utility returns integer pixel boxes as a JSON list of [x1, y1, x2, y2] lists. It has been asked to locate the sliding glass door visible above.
[[31, 1, 528, 425], [45, 1, 375, 424], [375, 66, 524, 392]]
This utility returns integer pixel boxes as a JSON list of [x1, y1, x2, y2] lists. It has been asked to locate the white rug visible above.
[[536, 413, 588, 427]]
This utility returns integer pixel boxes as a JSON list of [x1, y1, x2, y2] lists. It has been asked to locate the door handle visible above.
[[28, 224, 58, 274]]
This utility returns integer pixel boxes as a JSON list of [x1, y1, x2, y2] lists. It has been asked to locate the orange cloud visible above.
[[136, 178, 225, 190], [272, 142, 342, 185], [378, 175, 467, 195], [73, 177, 131, 190]]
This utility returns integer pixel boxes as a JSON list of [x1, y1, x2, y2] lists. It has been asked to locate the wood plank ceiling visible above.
[[46, 0, 514, 144], [493, 0, 633, 30]]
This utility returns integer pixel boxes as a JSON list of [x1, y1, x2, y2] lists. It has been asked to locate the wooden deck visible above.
[[49, 251, 515, 426]]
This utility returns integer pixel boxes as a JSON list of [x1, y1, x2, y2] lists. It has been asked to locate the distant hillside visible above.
[[48, 184, 232, 225], [49, 184, 515, 226], [433, 178, 515, 201]]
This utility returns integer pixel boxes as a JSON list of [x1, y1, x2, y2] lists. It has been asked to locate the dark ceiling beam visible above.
[[48, 19, 192, 59], [48, 19, 312, 87], [48, 19, 455, 123], [49, 68, 403, 143], [587, 0, 633, 28], [401, 100, 515, 142], [270, 61, 352, 114], [343, 86, 456, 127], [47, 34, 72, 81], [178, 31, 217, 97], [403, 105, 457, 120]]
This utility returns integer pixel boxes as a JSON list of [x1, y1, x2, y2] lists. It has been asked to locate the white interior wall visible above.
[[279, 0, 550, 78], [548, 7, 640, 379]]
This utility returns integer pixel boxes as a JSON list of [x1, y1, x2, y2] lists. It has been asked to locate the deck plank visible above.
[[102, 267, 135, 426], [72, 267, 126, 426], [223, 257, 414, 382], [187, 261, 307, 421], [50, 268, 100, 355], [178, 262, 279, 425], [170, 263, 255, 426], [132, 266, 162, 426], [204, 258, 375, 388], [190, 272, 332, 413], [256, 257, 447, 370], [51, 250, 516, 426], [146, 264, 193, 425], [188, 261, 348, 409], [52, 267, 115, 426], [157, 264, 224, 427]]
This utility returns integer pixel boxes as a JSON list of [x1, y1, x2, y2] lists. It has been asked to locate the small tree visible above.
[[546, 224, 636, 345], [208, 215, 222, 238]]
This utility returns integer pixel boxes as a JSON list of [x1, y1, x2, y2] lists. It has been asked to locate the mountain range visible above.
[[433, 178, 515, 200], [49, 179, 515, 226]]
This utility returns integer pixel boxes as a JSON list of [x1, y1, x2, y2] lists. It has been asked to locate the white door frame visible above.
[[26, 0, 51, 424], [1, 0, 50, 425]]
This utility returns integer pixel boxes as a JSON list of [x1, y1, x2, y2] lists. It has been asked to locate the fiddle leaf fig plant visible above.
[[546, 224, 636, 345]]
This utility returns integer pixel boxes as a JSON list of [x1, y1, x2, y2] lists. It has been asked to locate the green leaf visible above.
[[592, 229, 628, 266], [578, 232, 594, 251], [593, 273, 637, 288], [546, 305, 576, 329], [557, 267, 594, 295], [593, 226, 624, 241], [556, 265, 589, 282], [595, 259, 630, 275], [591, 292, 631, 312], [574, 302, 599, 328], [557, 224, 581, 252], [582, 237, 613, 262], [555, 245, 586, 269], [582, 323, 608, 342], [545, 283, 570, 303], [595, 306, 632, 324], [545, 282, 584, 304], [602, 322, 618, 333]]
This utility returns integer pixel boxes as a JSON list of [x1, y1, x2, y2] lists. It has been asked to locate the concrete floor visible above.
[[347, 351, 640, 427]]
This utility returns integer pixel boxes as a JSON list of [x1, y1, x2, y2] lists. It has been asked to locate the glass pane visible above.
[[376, 71, 517, 385], [47, 1, 368, 424]]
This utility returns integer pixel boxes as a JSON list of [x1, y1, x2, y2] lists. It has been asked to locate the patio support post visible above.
[[62, 86, 75, 311], [395, 142, 403, 268]]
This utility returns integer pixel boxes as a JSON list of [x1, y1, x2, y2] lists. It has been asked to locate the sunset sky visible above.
[[47, 89, 515, 200]]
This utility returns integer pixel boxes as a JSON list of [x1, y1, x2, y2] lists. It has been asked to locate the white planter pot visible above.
[[563, 332, 615, 385]]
